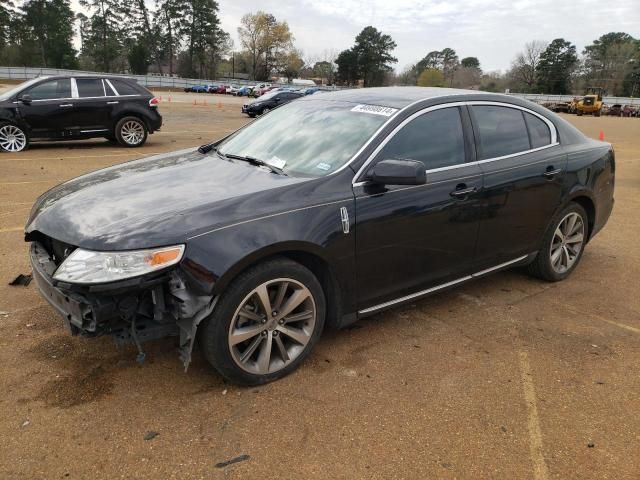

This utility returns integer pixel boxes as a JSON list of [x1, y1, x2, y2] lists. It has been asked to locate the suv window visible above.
[[76, 78, 104, 97], [109, 79, 139, 95], [524, 112, 552, 148], [377, 107, 466, 170], [26, 79, 71, 100], [472, 106, 530, 159]]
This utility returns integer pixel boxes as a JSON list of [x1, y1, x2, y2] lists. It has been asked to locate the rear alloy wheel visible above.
[[115, 116, 147, 147], [200, 258, 325, 385], [0, 123, 28, 152], [527, 202, 588, 282]]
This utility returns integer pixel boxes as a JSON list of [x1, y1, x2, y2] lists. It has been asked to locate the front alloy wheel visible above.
[[200, 258, 325, 385], [229, 279, 316, 375], [0, 123, 28, 152]]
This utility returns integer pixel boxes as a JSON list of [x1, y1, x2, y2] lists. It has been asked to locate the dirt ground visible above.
[[1, 93, 639, 479]]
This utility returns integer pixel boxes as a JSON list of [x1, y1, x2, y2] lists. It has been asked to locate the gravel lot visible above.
[[1, 92, 639, 479]]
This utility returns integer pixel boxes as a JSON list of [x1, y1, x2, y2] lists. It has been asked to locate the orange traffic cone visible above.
[[217, 101, 222, 109], [159, 95, 162, 101], [598, 131, 604, 141], [193, 98, 197, 106], [168, 95, 172, 103]]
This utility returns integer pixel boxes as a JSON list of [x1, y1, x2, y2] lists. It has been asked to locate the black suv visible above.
[[0, 75, 162, 152]]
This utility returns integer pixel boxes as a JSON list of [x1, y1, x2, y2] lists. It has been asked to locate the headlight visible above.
[[53, 245, 185, 284]]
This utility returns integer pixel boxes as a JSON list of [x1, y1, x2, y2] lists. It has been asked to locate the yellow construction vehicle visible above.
[[576, 87, 605, 116]]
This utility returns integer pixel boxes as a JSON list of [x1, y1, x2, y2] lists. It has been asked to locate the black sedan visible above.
[[241, 90, 303, 117], [25, 87, 615, 385], [0, 75, 162, 151]]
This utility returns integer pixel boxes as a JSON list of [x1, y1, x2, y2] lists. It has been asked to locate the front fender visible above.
[[180, 198, 357, 317]]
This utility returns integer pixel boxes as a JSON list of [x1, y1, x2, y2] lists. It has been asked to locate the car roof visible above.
[[300, 86, 504, 109], [31, 74, 136, 82]]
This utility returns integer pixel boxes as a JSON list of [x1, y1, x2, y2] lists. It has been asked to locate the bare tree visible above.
[[510, 40, 547, 91]]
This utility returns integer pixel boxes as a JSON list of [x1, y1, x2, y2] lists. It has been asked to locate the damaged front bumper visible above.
[[29, 241, 215, 369]]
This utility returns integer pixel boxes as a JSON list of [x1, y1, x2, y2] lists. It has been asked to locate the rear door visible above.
[[470, 103, 566, 265], [70, 77, 111, 135], [18, 78, 74, 138], [354, 106, 483, 310]]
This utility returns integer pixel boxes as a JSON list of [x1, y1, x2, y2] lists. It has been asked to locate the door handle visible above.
[[59, 104, 73, 107], [449, 185, 478, 198], [543, 167, 562, 179], [106, 101, 119, 104]]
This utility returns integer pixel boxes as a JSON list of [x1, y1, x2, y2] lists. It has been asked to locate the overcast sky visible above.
[[72, 0, 640, 72]]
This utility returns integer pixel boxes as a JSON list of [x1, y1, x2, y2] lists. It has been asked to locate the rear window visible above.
[[524, 112, 552, 148], [472, 106, 530, 159], [76, 78, 104, 97], [109, 79, 140, 96]]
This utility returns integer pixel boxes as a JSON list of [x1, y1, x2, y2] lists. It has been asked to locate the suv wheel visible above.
[[200, 258, 325, 385], [115, 116, 147, 147], [527, 202, 588, 282], [0, 123, 28, 152]]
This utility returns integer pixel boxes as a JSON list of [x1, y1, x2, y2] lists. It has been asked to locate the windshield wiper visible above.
[[224, 153, 288, 176]]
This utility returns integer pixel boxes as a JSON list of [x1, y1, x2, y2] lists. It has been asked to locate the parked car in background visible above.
[[0, 75, 162, 151], [301, 87, 320, 95], [251, 84, 272, 97], [622, 105, 638, 117], [235, 86, 252, 97], [607, 104, 623, 116], [191, 85, 209, 93], [241, 90, 303, 117], [25, 87, 614, 385], [226, 85, 239, 95]]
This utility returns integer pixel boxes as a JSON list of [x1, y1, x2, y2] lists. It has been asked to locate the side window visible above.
[[524, 112, 552, 148], [76, 78, 104, 98], [109, 79, 139, 95], [472, 106, 530, 159], [377, 107, 466, 171], [25, 79, 71, 100]]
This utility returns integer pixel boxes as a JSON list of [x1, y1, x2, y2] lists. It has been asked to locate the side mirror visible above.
[[274, 97, 281, 102], [368, 159, 426, 186], [18, 94, 32, 105]]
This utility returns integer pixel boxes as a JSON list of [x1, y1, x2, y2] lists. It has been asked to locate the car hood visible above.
[[26, 147, 310, 250]]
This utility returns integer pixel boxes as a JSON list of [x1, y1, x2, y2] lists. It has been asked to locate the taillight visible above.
[[149, 97, 159, 107]]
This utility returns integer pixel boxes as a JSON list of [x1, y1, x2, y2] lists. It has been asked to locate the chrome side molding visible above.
[[358, 254, 529, 315]]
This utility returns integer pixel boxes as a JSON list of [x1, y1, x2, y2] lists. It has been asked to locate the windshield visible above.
[[0, 77, 47, 101], [218, 100, 394, 177]]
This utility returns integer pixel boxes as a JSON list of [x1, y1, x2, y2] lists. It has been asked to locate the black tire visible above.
[[527, 202, 589, 282], [577, 111, 583, 116], [0, 122, 29, 152], [199, 257, 326, 385], [248, 114, 256, 118], [115, 116, 147, 148]]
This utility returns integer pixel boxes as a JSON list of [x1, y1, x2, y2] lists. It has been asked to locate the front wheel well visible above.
[[218, 250, 342, 330]]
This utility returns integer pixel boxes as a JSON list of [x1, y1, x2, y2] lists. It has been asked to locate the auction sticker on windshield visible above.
[[350, 104, 398, 117]]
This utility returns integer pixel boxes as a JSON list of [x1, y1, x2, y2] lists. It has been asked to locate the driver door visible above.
[[354, 106, 483, 311], [18, 78, 75, 139]]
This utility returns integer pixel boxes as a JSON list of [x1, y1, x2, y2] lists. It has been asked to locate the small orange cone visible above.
[[159, 95, 162, 101], [598, 131, 605, 141], [193, 98, 197, 106], [168, 95, 172, 103], [217, 101, 222, 109]]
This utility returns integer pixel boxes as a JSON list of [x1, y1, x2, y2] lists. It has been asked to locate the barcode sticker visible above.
[[351, 104, 398, 117]]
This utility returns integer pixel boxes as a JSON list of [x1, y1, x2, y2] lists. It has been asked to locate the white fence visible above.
[[509, 92, 640, 107], [0, 66, 336, 90]]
